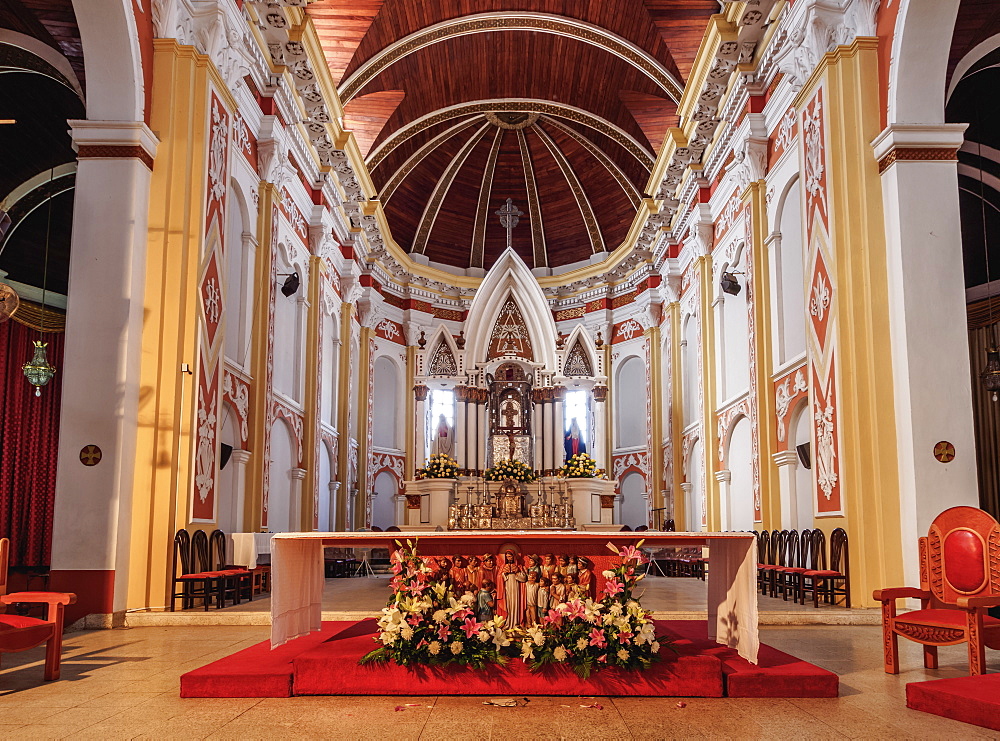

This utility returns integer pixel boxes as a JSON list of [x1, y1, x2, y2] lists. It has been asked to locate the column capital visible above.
[[714, 470, 731, 484], [290, 467, 307, 480], [69, 120, 159, 168], [772, 450, 800, 467], [872, 123, 968, 173], [592, 385, 608, 403], [413, 384, 429, 402], [230, 449, 252, 465]]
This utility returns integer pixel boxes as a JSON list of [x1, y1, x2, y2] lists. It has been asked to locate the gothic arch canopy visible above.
[[465, 248, 557, 372]]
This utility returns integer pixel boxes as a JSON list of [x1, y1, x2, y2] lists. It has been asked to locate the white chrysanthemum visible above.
[[553, 645, 568, 662], [601, 570, 615, 578], [401, 626, 414, 641], [450, 640, 464, 655], [460, 593, 475, 605], [478, 631, 490, 643], [428, 640, 442, 655], [609, 602, 624, 616], [617, 648, 629, 661], [576, 637, 589, 651], [433, 609, 449, 624], [626, 600, 641, 613]]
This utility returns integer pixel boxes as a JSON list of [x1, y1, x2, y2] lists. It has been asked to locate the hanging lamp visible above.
[[22, 168, 56, 396]]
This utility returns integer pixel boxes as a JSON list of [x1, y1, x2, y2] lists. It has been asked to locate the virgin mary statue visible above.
[[564, 417, 587, 459]]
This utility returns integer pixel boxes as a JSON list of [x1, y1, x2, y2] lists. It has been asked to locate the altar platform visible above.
[[180, 619, 838, 698]]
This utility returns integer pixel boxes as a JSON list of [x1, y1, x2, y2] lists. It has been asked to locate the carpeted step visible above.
[[180, 621, 362, 698], [906, 674, 1000, 731], [655, 620, 839, 697]]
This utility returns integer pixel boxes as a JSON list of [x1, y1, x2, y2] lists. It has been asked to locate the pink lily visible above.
[[437, 623, 450, 641], [543, 609, 563, 626], [618, 545, 646, 564], [461, 617, 483, 639], [589, 628, 607, 648], [603, 579, 624, 597], [597, 654, 607, 663], [453, 607, 473, 621], [563, 599, 586, 620], [617, 630, 633, 644], [404, 581, 426, 596], [407, 615, 424, 627]]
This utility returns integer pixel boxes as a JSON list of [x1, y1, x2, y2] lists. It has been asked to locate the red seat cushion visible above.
[[895, 609, 1000, 630], [777, 567, 807, 573], [802, 570, 842, 577], [178, 572, 223, 580], [0, 615, 46, 631]]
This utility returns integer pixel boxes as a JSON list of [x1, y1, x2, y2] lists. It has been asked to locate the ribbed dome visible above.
[[372, 110, 651, 270]]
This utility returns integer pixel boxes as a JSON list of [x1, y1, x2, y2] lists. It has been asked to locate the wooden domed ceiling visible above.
[[308, 0, 720, 271]]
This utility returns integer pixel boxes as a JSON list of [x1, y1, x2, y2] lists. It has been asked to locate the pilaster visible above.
[[301, 254, 322, 530], [697, 254, 721, 531], [335, 304, 354, 530]]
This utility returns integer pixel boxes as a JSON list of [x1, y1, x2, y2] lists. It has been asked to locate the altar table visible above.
[[270, 531, 759, 664]]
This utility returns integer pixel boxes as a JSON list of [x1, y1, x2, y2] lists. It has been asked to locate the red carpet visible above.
[[906, 674, 1000, 732], [180, 620, 837, 698]]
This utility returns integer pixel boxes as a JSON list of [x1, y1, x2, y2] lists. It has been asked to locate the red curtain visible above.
[[0, 320, 63, 568]]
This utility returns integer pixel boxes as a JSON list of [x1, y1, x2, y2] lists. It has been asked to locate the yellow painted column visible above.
[[744, 179, 779, 529], [300, 255, 323, 530], [667, 301, 685, 528], [335, 305, 354, 530], [646, 325, 665, 516], [697, 255, 721, 531], [811, 39, 904, 605], [246, 182, 277, 532], [128, 40, 225, 609], [404, 345, 417, 481], [355, 325, 374, 527]]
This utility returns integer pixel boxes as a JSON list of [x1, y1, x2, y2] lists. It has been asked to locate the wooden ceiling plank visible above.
[[517, 127, 547, 269], [470, 126, 504, 269]]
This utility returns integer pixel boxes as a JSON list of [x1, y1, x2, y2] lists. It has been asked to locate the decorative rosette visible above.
[[417, 453, 460, 479], [484, 459, 537, 482]]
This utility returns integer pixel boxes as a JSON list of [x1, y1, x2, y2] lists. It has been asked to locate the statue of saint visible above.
[[434, 413, 454, 456], [497, 548, 526, 626], [564, 417, 587, 459]]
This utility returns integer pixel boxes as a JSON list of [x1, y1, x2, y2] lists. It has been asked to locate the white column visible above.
[[533, 395, 544, 470], [542, 400, 554, 471], [592, 397, 607, 470], [680, 482, 694, 532], [454, 393, 467, 468], [773, 450, 798, 530], [328, 481, 341, 532], [466, 397, 478, 470], [290, 467, 307, 531], [230, 449, 252, 531], [872, 124, 980, 585], [50, 121, 158, 614], [553, 391, 566, 467], [715, 470, 732, 531], [477, 401, 488, 473], [414, 388, 427, 468]]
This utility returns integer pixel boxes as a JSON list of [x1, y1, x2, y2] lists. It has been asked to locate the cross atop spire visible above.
[[496, 198, 524, 250]]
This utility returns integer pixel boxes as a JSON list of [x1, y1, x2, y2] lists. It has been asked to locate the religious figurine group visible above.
[[428, 550, 595, 628]]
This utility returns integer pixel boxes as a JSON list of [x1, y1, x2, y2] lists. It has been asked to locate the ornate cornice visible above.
[[338, 12, 683, 104]]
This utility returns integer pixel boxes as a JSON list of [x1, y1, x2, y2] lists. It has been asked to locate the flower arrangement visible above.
[[517, 540, 668, 678], [360, 540, 510, 669], [417, 452, 460, 479], [484, 458, 537, 482], [559, 452, 603, 479]]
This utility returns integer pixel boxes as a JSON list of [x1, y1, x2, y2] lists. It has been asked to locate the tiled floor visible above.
[[1, 620, 997, 739]]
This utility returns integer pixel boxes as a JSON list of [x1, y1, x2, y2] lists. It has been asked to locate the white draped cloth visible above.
[[270, 536, 324, 648], [268, 532, 759, 663], [706, 536, 759, 663], [230, 532, 273, 569]]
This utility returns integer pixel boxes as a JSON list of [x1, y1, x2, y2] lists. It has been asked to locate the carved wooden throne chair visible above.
[[873, 506, 1000, 675], [0, 537, 77, 680]]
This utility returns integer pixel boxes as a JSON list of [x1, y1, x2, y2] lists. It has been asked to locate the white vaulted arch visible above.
[[465, 248, 558, 371]]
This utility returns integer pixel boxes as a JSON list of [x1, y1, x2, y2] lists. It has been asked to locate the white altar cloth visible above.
[[269, 531, 759, 664], [230, 532, 273, 569]]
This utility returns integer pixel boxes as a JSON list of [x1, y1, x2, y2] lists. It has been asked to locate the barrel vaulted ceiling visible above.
[[307, 0, 721, 271]]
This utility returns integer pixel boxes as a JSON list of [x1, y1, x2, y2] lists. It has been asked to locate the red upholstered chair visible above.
[[874, 506, 1000, 675], [0, 538, 77, 681], [209, 530, 253, 606], [803, 527, 850, 608], [170, 529, 223, 610]]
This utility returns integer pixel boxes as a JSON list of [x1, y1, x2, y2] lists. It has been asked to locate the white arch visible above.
[[423, 323, 462, 377], [72, 0, 144, 121], [561, 323, 602, 379], [947, 34, 1000, 103], [0, 30, 83, 98], [889, 0, 961, 124], [465, 248, 558, 371]]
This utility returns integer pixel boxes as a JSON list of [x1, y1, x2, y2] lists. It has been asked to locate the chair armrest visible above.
[[1, 591, 77, 606], [872, 587, 930, 602], [956, 596, 1000, 609]]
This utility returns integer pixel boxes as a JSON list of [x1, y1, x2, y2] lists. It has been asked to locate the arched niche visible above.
[[372, 354, 402, 449], [560, 324, 603, 381], [423, 325, 462, 378], [619, 471, 648, 530], [371, 470, 399, 531], [614, 354, 647, 449], [723, 415, 754, 531], [465, 248, 557, 371], [267, 417, 297, 533], [770, 176, 806, 366]]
